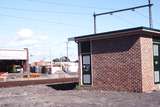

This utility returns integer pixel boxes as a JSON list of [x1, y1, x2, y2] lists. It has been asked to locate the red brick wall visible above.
[[91, 36, 142, 92], [140, 37, 155, 92]]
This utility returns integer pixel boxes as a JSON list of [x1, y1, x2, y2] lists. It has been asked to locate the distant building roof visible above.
[[0, 48, 28, 60], [74, 26, 160, 42]]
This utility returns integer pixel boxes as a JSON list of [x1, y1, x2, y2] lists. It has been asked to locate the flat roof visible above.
[[0, 49, 28, 60], [74, 26, 160, 42]]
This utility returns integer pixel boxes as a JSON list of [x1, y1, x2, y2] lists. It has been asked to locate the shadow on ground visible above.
[[47, 82, 78, 90]]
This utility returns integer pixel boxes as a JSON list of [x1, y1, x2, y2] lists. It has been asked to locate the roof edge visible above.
[[73, 26, 160, 42]]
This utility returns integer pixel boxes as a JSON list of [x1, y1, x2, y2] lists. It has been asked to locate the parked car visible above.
[[9, 65, 23, 73]]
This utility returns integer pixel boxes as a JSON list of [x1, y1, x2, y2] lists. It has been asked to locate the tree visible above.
[[53, 56, 70, 62], [60, 56, 70, 62], [52, 58, 60, 62]]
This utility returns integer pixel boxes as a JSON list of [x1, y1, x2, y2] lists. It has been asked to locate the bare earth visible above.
[[0, 85, 160, 107]]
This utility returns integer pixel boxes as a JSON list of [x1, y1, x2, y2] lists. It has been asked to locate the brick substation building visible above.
[[73, 27, 160, 92]]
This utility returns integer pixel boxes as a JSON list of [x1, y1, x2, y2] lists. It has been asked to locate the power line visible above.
[[26, 0, 113, 10], [134, 10, 148, 19], [93, 4, 153, 33], [135, 10, 160, 27], [0, 13, 82, 28], [94, 4, 152, 16], [0, 6, 91, 16], [112, 14, 137, 26], [95, 14, 137, 32]]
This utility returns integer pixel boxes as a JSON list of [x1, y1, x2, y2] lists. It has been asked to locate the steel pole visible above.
[[93, 12, 96, 34], [148, 0, 153, 28]]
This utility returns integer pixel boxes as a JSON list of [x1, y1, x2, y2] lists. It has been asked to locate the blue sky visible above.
[[0, 0, 159, 62]]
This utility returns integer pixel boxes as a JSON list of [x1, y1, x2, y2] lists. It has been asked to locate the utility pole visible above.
[[93, 3, 153, 33], [66, 41, 69, 58], [148, 0, 153, 28], [49, 48, 53, 73], [93, 12, 96, 34]]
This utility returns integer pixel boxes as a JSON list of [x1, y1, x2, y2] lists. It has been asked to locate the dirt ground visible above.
[[0, 85, 160, 107]]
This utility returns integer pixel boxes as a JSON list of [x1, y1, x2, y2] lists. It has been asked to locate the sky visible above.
[[0, 0, 159, 62]]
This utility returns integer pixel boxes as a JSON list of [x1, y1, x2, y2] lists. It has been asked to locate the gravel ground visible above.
[[0, 85, 160, 107]]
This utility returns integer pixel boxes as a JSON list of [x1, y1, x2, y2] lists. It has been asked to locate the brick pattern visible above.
[[140, 37, 155, 91], [91, 36, 142, 92]]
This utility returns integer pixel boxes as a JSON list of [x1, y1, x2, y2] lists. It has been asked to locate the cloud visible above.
[[6, 28, 49, 49], [0, 28, 56, 62], [16, 28, 33, 40]]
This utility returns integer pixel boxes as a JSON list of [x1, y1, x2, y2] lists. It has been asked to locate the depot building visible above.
[[73, 27, 160, 92], [0, 48, 29, 73]]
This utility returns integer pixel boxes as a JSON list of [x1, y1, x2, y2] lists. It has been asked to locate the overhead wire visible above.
[[135, 10, 160, 27], [0, 6, 91, 16], [111, 14, 137, 26], [95, 2, 153, 29], [0, 0, 156, 30], [0, 0, 119, 30], [134, 10, 148, 19], [0, 13, 82, 28], [26, 0, 113, 10]]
